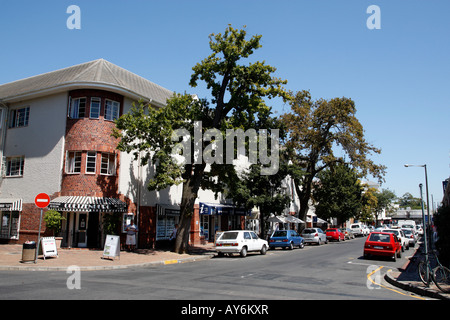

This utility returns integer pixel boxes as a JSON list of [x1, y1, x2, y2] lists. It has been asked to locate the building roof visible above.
[[0, 59, 173, 106]]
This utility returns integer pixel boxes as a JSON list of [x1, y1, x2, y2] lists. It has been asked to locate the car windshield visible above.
[[302, 229, 315, 234], [403, 225, 414, 229], [272, 231, 287, 237], [220, 232, 239, 240], [403, 229, 412, 235], [326, 229, 336, 232], [369, 233, 391, 242], [351, 225, 359, 228]]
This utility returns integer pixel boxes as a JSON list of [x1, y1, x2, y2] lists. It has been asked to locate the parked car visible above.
[[416, 225, 424, 236], [350, 223, 364, 237], [363, 232, 402, 261], [342, 228, 355, 240], [361, 225, 370, 236], [301, 228, 328, 245], [269, 230, 305, 250], [215, 230, 268, 257], [326, 228, 345, 241], [402, 228, 416, 247], [382, 228, 409, 251]]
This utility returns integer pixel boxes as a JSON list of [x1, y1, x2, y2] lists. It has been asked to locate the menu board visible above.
[[102, 235, 120, 260], [41, 237, 58, 259]]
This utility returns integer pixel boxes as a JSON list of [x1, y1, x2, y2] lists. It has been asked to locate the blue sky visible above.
[[0, 0, 449, 206]]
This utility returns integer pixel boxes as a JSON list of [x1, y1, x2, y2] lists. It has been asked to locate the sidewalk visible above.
[[0, 243, 216, 271], [385, 242, 450, 300]]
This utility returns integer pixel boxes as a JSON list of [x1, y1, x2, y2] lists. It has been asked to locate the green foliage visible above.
[[313, 163, 363, 225], [281, 90, 386, 222], [397, 192, 423, 210], [113, 25, 289, 253], [43, 210, 65, 236], [102, 213, 121, 236]]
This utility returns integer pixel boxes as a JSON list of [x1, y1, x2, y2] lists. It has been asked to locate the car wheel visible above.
[[260, 245, 267, 255], [217, 252, 224, 257], [299, 241, 305, 249], [240, 246, 248, 257], [289, 242, 294, 250], [397, 250, 402, 258]]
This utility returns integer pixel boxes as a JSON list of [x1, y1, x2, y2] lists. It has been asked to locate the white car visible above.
[[361, 225, 370, 236], [215, 230, 268, 257], [350, 223, 364, 237], [382, 228, 409, 251]]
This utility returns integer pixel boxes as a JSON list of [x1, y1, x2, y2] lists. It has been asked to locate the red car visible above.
[[325, 228, 345, 241], [363, 232, 402, 261]]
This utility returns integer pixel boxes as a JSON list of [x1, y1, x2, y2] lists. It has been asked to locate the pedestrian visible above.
[[169, 224, 178, 248], [125, 219, 138, 252]]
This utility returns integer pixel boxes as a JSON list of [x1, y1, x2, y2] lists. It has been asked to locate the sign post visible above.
[[34, 193, 50, 263]]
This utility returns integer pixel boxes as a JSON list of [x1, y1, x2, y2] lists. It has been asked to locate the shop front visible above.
[[0, 199, 22, 241], [199, 202, 250, 242], [48, 196, 127, 248]]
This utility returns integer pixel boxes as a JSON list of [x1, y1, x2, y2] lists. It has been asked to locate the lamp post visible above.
[[419, 183, 430, 286], [404, 164, 431, 233]]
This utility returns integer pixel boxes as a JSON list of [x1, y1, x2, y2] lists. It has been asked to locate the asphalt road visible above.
[[0, 236, 424, 302]]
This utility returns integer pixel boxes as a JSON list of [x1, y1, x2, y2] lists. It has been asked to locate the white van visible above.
[[350, 223, 364, 237], [398, 220, 416, 230]]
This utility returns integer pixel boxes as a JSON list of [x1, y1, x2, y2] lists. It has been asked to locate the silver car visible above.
[[301, 228, 328, 245]]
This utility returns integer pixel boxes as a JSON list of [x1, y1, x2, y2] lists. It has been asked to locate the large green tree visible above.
[[313, 163, 363, 226], [114, 25, 289, 253], [281, 90, 386, 226]]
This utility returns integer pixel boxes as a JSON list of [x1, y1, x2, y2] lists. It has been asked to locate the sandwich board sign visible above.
[[40, 237, 58, 259], [102, 235, 120, 260]]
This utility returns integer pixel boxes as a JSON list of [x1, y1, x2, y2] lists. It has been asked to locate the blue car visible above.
[[269, 230, 305, 250]]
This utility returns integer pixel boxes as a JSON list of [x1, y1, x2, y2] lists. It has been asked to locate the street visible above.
[[0, 237, 425, 302]]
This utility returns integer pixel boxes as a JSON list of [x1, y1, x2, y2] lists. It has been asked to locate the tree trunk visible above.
[[173, 164, 205, 254]]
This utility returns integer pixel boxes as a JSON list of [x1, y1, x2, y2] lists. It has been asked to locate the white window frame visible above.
[[5, 156, 25, 177], [69, 97, 87, 119], [104, 99, 120, 121], [66, 151, 82, 174], [101, 153, 116, 175], [85, 151, 97, 174], [90, 97, 101, 119], [9, 107, 30, 128]]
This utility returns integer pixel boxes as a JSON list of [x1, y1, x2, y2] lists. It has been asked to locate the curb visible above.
[[0, 253, 215, 272], [384, 271, 450, 300]]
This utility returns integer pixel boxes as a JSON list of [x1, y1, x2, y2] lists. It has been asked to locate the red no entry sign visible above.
[[35, 193, 50, 208]]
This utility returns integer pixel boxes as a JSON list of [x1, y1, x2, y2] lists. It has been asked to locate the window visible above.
[[86, 151, 96, 173], [66, 151, 81, 174], [9, 107, 30, 128], [101, 153, 116, 175], [105, 100, 120, 121], [5, 157, 24, 177], [69, 97, 86, 119], [0, 211, 20, 239], [90, 97, 101, 119]]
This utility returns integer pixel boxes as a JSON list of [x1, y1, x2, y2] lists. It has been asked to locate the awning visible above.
[[268, 215, 305, 224], [284, 215, 305, 224], [48, 196, 127, 213], [0, 199, 23, 211], [157, 204, 180, 216], [199, 202, 250, 216]]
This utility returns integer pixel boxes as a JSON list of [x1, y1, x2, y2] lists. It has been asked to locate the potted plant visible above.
[[44, 210, 65, 248]]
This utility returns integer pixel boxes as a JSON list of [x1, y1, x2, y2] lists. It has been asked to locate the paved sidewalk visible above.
[[0, 243, 216, 271], [385, 243, 450, 300]]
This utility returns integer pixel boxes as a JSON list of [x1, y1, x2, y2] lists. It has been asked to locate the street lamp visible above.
[[404, 164, 431, 243]]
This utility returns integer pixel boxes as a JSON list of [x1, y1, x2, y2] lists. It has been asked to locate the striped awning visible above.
[[0, 199, 23, 211], [48, 196, 127, 213]]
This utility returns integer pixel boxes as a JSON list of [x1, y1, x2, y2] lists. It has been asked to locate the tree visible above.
[[114, 25, 289, 253], [226, 146, 291, 238], [398, 192, 423, 210], [313, 163, 363, 226], [281, 90, 386, 226], [374, 189, 397, 223]]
